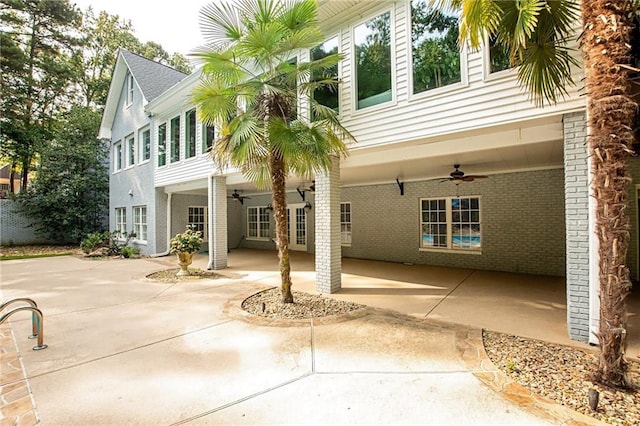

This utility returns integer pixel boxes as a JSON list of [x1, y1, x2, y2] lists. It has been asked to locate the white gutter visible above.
[[151, 192, 173, 257]]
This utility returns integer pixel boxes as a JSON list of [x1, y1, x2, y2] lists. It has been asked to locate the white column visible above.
[[315, 157, 341, 293], [207, 175, 228, 270]]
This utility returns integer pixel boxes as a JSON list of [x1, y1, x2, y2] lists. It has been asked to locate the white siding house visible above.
[[100, 0, 640, 345]]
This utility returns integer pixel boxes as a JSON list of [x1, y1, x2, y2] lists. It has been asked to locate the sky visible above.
[[71, 0, 211, 57]]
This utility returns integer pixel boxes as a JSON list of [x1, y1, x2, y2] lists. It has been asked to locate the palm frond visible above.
[[459, 0, 502, 48], [279, 0, 318, 31], [199, 1, 244, 49]]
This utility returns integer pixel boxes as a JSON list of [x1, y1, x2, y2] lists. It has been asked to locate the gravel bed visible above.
[[146, 268, 222, 283], [242, 288, 365, 319], [483, 330, 640, 425]]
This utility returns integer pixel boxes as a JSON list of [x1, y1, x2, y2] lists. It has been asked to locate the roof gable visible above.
[[98, 49, 188, 139]]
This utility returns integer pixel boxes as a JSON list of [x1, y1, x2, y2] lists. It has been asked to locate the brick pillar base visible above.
[[208, 175, 227, 270], [315, 157, 341, 293]]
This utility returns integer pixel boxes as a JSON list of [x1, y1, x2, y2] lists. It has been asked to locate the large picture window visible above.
[[188, 206, 207, 237], [158, 123, 167, 167], [488, 34, 511, 74], [354, 11, 392, 110], [420, 197, 481, 251], [170, 116, 180, 163], [340, 202, 352, 245], [133, 206, 147, 242], [247, 206, 270, 240], [311, 36, 339, 116], [115, 207, 126, 238], [411, 1, 461, 94], [186, 109, 196, 158]]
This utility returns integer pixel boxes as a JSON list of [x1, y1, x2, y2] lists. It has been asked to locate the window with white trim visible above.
[[311, 36, 339, 117], [420, 197, 481, 251], [114, 142, 122, 171], [340, 202, 352, 245], [186, 109, 196, 158], [127, 74, 134, 105], [188, 206, 207, 237], [158, 123, 167, 166], [354, 10, 393, 110], [488, 34, 511, 74], [126, 134, 135, 167], [410, 1, 461, 94], [247, 206, 270, 240], [140, 127, 150, 162], [170, 116, 180, 163], [133, 206, 147, 242], [202, 123, 214, 153], [115, 207, 126, 238]]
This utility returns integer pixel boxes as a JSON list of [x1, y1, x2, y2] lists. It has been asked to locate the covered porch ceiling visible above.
[[164, 114, 566, 196]]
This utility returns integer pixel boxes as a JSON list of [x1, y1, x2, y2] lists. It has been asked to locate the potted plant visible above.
[[169, 226, 203, 276]]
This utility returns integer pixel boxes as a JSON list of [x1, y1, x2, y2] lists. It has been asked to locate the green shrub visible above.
[[120, 245, 137, 259], [80, 232, 108, 254]]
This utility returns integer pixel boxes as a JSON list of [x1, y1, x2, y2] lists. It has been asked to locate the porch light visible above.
[[304, 202, 312, 211], [265, 203, 273, 212]]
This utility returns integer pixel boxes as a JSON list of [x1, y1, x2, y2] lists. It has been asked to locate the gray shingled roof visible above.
[[120, 49, 188, 102]]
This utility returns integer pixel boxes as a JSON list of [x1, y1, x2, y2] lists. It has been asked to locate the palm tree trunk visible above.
[[581, 0, 637, 388], [270, 150, 294, 303]]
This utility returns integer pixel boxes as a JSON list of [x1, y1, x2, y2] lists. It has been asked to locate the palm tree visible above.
[[192, 0, 354, 303], [437, 0, 638, 388]]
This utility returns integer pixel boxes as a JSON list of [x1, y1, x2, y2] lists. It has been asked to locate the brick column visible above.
[[563, 111, 592, 342], [315, 157, 341, 293], [207, 175, 227, 270]]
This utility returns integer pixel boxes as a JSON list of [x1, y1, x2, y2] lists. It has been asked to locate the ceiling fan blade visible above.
[[465, 175, 488, 180]]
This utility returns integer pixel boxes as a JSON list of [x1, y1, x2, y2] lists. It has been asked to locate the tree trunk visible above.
[[20, 158, 30, 192], [9, 162, 17, 194], [270, 150, 294, 303], [581, 0, 637, 388]]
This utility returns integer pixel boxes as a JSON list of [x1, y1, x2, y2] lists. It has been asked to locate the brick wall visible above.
[[341, 168, 566, 276], [0, 200, 54, 245], [563, 111, 590, 342]]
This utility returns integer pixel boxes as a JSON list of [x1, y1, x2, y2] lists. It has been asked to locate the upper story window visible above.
[[186, 109, 196, 158], [170, 116, 180, 163], [411, 1, 461, 94], [488, 34, 511, 74], [354, 11, 392, 110], [311, 36, 339, 117], [420, 197, 481, 251], [202, 123, 215, 153], [158, 123, 167, 167], [114, 142, 122, 172], [247, 206, 270, 240], [126, 134, 135, 167], [126, 74, 134, 106], [140, 127, 151, 162]]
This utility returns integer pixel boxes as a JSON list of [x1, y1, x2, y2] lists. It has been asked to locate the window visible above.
[[185, 109, 196, 158], [140, 128, 150, 162], [158, 123, 167, 166], [420, 197, 481, 251], [114, 142, 122, 171], [247, 206, 270, 240], [170, 116, 180, 163], [411, 1, 461, 94], [354, 11, 392, 110], [202, 123, 215, 153], [126, 134, 135, 167], [311, 36, 339, 117], [488, 34, 511, 74], [340, 202, 352, 245], [115, 207, 126, 238], [133, 206, 147, 242], [188, 206, 207, 237], [127, 74, 134, 105]]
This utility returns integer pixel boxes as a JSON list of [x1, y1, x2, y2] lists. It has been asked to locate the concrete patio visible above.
[[1, 249, 637, 425]]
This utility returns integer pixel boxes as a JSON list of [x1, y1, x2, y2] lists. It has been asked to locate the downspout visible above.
[[207, 174, 214, 270], [151, 192, 173, 257]]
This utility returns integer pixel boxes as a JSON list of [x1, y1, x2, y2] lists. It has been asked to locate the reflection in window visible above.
[[411, 1, 461, 94], [489, 34, 511, 73], [158, 123, 166, 167], [170, 116, 180, 163], [141, 128, 150, 162], [202, 124, 214, 153], [354, 12, 392, 110], [420, 197, 481, 250], [311, 36, 339, 117], [340, 202, 351, 245], [186, 109, 196, 158]]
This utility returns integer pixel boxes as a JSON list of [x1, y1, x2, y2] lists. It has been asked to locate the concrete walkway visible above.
[[1, 251, 607, 425]]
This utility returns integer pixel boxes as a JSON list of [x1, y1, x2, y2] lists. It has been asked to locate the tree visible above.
[[441, 0, 639, 388], [193, 0, 354, 303], [0, 0, 82, 192], [18, 106, 108, 243]]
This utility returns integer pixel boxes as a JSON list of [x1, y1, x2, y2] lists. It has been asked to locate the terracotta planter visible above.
[[176, 252, 194, 276]]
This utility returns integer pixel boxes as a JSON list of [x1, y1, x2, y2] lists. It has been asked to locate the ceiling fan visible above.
[[228, 190, 250, 204], [441, 164, 488, 184]]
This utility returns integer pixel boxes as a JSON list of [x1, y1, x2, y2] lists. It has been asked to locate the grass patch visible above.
[[0, 245, 78, 261]]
